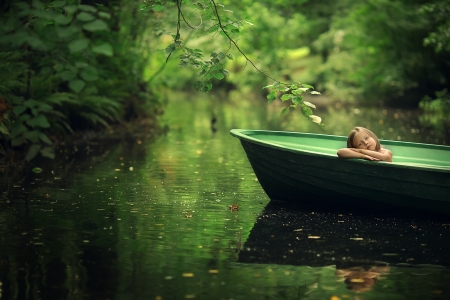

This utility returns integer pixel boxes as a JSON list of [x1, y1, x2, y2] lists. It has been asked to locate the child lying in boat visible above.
[[337, 127, 393, 162]]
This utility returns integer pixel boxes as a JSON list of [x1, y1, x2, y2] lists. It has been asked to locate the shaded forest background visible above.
[[1, 0, 449, 161]]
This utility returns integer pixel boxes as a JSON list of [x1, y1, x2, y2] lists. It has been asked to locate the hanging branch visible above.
[[208, 0, 278, 83]]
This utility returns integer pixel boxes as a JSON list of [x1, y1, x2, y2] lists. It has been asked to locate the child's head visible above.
[[346, 127, 381, 151]]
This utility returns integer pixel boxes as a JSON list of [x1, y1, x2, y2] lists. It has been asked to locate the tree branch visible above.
[[209, 0, 278, 83]]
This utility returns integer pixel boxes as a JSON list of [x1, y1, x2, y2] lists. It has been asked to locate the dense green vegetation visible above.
[[1, 0, 449, 161]]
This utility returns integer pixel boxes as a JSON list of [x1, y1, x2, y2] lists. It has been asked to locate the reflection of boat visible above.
[[233, 201, 450, 298], [230, 129, 450, 214], [238, 201, 450, 267]]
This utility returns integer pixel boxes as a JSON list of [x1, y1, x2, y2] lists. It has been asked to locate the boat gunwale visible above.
[[230, 129, 450, 173]]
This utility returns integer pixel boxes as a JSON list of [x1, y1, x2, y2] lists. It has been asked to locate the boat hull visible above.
[[232, 129, 450, 214]]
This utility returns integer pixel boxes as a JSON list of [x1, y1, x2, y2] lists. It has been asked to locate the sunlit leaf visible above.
[[303, 101, 316, 109], [214, 73, 224, 80], [309, 115, 322, 124], [301, 84, 314, 89], [310, 91, 321, 95]]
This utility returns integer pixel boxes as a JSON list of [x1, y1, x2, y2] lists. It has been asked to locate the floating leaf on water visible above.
[[208, 269, 219, 274], [308, 236, 321, 239], [32, 167, 43, 173], [350, 238, 364, 240], [182, 273, 194, 277]]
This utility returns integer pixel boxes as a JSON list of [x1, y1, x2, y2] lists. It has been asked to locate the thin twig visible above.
[[177, 0, 203, 29], [209, 0, 278, 83]]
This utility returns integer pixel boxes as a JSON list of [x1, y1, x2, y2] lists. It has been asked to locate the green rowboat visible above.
[[230, 129, 450, 214]]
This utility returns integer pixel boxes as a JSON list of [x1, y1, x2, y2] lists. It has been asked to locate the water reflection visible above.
[[0, 92, 449, 299], [335, 265, 390, 293]]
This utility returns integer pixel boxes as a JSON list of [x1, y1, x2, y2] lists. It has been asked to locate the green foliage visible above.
[[142, 0, 323, 123], [264, 82, 323, 126], [419, 89, 450, 130], [0, 0, 161, 161]]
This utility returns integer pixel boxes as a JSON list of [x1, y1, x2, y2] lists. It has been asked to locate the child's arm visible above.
[[350, 148, 392, 162], [337, 148, 393, 162], [337, 148, 380, 161]]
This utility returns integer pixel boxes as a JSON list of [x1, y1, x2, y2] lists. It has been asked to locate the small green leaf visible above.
[[39, 132, 52, 145], [10, 124, 27, 138], [76, 12, 95, 22], [301, 84, 314, 89], [40, 147, 55, 159], [23, 130, 40, 142], [292, 96, 303, 105], [13, 105, 27, 115], [79, 4, 97, 13], [280, 94, 293, 101], [267, 91, 277, 103], [68, 38, 89, 53], [32, 167, 43, 173], [226, 53, 233, 60], [26, 144, 41, 161], [208, 25, 219, 33], [98, 11, 111, 19], [214, 73, 224, 80], [63, 5, 78, 14], [280, 107, 290, 116], [26, 115, 50, 128], [11, 137, 25, 147], [91, 43, 113, 56], [53, 14, 72, 25], [301, 105, 313, 117], [69, 79, 85, 93], [82, 19, 108, 31], [80, 66, 98, 81]]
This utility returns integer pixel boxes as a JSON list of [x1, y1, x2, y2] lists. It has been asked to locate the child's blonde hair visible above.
[[346, 127, 381, 151]]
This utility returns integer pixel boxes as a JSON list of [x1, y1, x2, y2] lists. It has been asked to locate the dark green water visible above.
[[1, 93, 449, 299]]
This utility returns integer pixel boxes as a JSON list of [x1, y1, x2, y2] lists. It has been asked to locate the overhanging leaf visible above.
[[303, 101, 316, 109]]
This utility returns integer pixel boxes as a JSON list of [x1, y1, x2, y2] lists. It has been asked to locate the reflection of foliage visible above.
[[419, 89, 450, 130]]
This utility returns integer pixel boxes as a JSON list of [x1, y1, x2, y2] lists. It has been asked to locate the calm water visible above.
[[1, 92, 450, 300]]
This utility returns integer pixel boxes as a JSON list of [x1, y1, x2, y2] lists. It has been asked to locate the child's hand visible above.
[[362, 155, 380, 161]]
